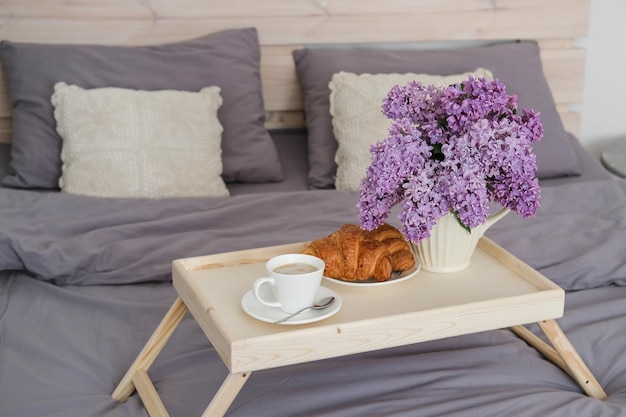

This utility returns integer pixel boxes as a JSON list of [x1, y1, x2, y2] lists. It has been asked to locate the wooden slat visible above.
[[201, 372, 250, 417], [132, 369, 171, 417], [257, 42, 587, 106], [0, 42, 586, 134], [0, 14, 588, 47], [537, 320, 607, 399], [541, 48, 586, 104], [0, 0, 589, 134], [0, 66, 9, 119], [0, 0, 589, 46], [260, 45, 303, 112], [0, 118, 12, 144], [111, 297, 188, 403], [0, 0, 589, 23], [265, 111, 305, 130], [510, 325, 573, 378], [540, 40, 586, 136], [0, 0, 150, 19], [559, 110, 582, 136], [0, 42, 587, 134]]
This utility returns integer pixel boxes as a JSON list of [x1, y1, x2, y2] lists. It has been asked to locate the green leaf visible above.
[[452, 211, 472, 234], [431, 143, 445, 161]]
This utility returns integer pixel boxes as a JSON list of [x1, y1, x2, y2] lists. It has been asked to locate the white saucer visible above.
[[241, 286, 342, 325], [323, 258, 421, 287]]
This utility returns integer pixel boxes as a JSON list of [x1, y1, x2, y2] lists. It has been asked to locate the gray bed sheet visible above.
[[1, 275, 625, 417], [1, 174, 626, 417], [1, 132, 626, 417]]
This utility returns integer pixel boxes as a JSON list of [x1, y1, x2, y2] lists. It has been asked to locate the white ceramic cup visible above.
[[252, 253, 325, 313]]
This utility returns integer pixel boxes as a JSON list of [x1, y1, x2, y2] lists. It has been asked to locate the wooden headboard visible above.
[[0, 0, 590, 144]]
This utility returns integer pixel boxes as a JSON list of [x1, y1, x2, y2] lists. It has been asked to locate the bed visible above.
[[2, 1, 626, 416]]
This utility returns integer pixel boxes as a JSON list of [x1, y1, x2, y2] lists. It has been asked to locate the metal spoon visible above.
[[273, 296, 336, 324]]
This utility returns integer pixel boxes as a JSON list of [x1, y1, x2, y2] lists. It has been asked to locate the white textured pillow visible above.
[[329, 69, 494, 191], [52, 83, 229, 198]]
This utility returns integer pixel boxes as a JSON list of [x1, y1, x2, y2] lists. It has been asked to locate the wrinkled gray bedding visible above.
[[1, 170, 626, 416]]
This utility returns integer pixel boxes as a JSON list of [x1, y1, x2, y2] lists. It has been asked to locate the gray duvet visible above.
[[1, 178, 626, 417]]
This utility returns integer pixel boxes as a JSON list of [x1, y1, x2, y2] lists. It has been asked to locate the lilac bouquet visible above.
[[358, 76, 543, 243]]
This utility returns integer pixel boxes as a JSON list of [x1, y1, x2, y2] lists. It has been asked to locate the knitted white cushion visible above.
[[329, 68, 493, 191], [52, 83, 229, 198]]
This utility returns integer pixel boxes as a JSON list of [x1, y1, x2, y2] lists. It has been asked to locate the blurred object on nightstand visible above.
[[600, 139, 626, 178]]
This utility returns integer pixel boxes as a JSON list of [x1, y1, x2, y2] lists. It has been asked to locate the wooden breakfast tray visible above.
[[112, 237, 606, 417]]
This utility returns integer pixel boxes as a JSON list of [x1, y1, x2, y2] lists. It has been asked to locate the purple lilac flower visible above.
[[358, 76, 542, 243]]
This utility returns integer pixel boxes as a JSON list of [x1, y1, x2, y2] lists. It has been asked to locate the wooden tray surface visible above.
[[172, 237, 564, 373]]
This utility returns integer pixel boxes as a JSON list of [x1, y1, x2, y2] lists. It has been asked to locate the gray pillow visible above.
[[0, 27, 283, 189], [293, 41, 581, 189]]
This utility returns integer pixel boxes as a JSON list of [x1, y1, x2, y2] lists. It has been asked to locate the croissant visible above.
[[363, 223, 415, 272], [302, 223, 414, 282]]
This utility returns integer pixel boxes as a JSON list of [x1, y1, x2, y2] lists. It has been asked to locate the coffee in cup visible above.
[[252, 254, 324, 313], [272, 262, 318, 275]]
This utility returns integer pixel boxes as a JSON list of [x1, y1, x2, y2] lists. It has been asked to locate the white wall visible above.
[[580, 0, 626, 155]]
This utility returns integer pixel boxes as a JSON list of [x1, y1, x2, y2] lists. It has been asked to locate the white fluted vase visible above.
[[412, 208, 510, 273]]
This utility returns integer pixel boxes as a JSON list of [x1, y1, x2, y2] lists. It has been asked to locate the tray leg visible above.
[[201, 372, 250, 417], [510, 325, 572, 378], [133, 368, 171, 417], [511, 320, 607, 400], [112, 297, 188, 402], [537, 320, 606, 399]]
